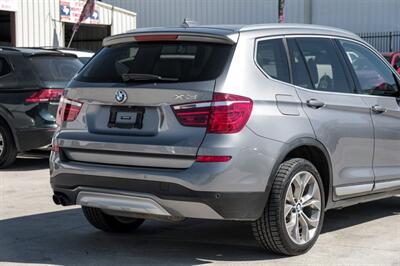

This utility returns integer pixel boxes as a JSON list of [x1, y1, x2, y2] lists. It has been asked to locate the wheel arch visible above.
[[0, 108, 20, 151], [265, 137, 333, 209]]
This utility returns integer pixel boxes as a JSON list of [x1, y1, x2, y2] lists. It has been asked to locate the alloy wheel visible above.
[[284, 171, 322, 245]]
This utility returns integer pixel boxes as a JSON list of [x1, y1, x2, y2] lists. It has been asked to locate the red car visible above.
[[383, 52, 400, 74]]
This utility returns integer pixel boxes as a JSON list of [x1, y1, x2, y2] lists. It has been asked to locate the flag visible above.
[[73, 0, 96, 32]]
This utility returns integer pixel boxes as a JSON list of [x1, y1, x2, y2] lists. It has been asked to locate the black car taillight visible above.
[[56, 96, 82, 126], [25, 88, 64, 103], [171, 92, 253, 134]]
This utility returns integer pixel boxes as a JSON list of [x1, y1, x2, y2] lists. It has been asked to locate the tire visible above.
[[252, 158, 325, 256], [82, 206, 145, 233], [0, 121, 17, 169]]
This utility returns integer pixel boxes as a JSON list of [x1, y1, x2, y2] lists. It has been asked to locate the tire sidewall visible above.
[[277, 160, 325, 255], [0, 123, 12, 162]]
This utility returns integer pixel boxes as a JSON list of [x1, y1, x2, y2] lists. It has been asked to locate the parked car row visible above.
[[0, 26, 399, 256], [0, 47, 87, 167]]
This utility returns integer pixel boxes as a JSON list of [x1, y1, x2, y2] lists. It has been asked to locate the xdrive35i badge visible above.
[[115, 90, 128, 103]]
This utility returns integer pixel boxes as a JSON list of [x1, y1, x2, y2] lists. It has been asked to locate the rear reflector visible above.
[[195, 155, 232, 162], [134, 34, 178, 42], [56, 96, 82, 126], [171, 92, 253, 134], [25, 88, 64, 103]]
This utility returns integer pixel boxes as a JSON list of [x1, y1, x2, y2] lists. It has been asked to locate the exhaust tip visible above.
[[52, 195, 61, 205], [53, 194, 69, 206]]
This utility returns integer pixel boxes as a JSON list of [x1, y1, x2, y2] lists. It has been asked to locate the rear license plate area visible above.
[[108, 106, 145, 129]]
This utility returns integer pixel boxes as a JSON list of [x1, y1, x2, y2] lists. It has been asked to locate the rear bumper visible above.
[[50, 128, 285, 220], [16, 127, 56, 151], [51, 174, 267, 221]]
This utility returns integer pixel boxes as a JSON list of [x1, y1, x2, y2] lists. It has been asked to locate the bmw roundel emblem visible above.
[[115, 90, 127, 103]]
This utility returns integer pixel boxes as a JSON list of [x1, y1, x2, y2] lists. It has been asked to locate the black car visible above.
[[0, 47, 83, 168]]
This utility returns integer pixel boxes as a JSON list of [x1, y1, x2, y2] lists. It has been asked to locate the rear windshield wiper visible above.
[[121, 73, 179, 82]]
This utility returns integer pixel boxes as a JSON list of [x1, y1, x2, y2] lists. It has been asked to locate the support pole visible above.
[[304, 0, 312, 24], [67, 29, 77, 48], [278, 0, 285, 23]]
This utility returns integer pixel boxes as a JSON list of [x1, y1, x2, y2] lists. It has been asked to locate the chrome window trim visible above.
[[253, 34, 400, 99]]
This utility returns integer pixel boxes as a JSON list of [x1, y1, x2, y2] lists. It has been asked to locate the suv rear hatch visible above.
[[58, 34, 237, 169], [26, 54, 83, 123]]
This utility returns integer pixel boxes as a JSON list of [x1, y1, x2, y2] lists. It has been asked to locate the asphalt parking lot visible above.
[[1, 153, 400, 266]]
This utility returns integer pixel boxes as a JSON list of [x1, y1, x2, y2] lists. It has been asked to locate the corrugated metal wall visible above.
[[14, 0, 136, 48], [103, 0, 306, 27], [103, 0, 399, 33], [111, 6, 137, 35], [311, 0, 399, 33], [16, 0, 62, 47]]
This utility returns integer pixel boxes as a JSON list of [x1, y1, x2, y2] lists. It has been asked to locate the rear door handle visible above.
[[371, 105, 387, 114], [306, 99, 325, 109]]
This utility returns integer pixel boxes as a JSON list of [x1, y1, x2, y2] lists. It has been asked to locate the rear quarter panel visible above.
[[215, 31, 316, 143], [199, 32, 316, 192]]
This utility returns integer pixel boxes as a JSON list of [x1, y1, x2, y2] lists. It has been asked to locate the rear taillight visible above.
[[25, 88, 64, 103], [172, 92, 253, 134], [56, 96, 82, 126]]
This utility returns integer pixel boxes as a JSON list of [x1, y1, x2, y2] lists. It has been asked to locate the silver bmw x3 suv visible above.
[[50, 24, 400, 255]]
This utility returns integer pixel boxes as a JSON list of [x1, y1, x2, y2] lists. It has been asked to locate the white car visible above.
[[56, 48, 94, 64]]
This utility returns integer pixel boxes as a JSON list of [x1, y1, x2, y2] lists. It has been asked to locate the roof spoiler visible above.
[[103, 32, 238, 47]]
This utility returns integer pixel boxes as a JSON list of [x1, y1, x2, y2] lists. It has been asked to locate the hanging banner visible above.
[[60, 0, 99, 24], [0, 0, 17, 12]]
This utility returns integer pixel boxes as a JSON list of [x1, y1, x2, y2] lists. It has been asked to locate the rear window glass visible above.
[[75, 42, 233, 83], [30, 56, 83, 82]]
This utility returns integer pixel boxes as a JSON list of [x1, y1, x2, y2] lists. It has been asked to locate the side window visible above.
[[339, 40, 399, 97], [296, 38, 352, 93], [287, 39, 314, 90], [256, 39, 290, 83], [0, 57, 12, 77]]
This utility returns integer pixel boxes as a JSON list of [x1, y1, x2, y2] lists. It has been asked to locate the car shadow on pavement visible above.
[[322, 195, 400, 233], [2, 154, 49, 172], [0, 196, 399, 265]]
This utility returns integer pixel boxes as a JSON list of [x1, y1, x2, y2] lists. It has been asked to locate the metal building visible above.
[[103, 0, 399, 33], [0, 0, 136, 51]]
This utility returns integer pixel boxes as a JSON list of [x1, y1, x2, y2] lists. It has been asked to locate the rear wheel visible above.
[[252, 158, 325, 255], [82, 206, 145, 233], [0, 121, 17, 168]]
